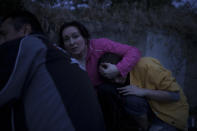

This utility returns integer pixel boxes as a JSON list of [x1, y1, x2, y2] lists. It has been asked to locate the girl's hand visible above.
[[117, 85, 147, 97], [99, 62, 119, 79]]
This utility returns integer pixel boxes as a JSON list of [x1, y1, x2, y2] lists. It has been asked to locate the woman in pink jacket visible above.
[[59, 21, 140, 87], [59, 21, 141, 131]]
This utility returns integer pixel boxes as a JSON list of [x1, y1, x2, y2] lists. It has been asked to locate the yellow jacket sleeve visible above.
[[145, 58, 180, 92]]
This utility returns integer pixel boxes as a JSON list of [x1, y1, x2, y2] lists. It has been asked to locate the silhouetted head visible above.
[[0, 10, 43, 43]]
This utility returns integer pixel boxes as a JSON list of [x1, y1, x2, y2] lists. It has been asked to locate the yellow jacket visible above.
[[129, 57, 189, 130]]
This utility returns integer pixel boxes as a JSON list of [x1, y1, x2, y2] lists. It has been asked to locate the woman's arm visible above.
[[96, 38, 141, 78]]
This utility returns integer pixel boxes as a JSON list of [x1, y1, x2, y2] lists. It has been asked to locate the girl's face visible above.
[[62, 26, 87, 57]]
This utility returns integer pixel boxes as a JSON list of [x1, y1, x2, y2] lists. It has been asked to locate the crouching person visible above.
[[98, 52, 189, 131]]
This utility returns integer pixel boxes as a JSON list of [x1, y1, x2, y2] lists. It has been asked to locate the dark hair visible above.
[[98, 52, 122, 66], [59, 21, 90, 49], [2, 10, 43, 34]]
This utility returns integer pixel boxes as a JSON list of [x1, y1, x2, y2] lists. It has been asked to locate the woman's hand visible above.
[[117, 85, 147, 97], [99, 62, 119, 79]]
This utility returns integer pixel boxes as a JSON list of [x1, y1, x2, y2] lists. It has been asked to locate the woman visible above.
[[59, 21, 141, 87], [59, 21, 141, 131]]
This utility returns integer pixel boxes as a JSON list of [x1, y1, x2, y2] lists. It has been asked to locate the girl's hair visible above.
[[98, 52, 122, 66], [59, 21, 90, 49]]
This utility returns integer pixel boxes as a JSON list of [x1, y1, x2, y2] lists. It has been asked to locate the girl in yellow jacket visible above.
[[98, 53, 189, 131]]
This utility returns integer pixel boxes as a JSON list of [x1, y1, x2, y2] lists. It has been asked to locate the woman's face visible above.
[[62, 26, 87, 57]]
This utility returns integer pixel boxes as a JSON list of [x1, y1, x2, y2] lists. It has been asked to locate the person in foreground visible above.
[[59, 21, 141, 130], [0, 10, 105, 131], [98, 52, 189, 131]]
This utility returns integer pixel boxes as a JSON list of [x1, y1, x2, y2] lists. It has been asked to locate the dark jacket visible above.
[[0, 34, 105, 131]]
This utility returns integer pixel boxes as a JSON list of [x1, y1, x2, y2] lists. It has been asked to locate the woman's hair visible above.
[[59, 21, 90, 49]]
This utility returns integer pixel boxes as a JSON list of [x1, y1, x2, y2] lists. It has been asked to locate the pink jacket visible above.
[[86, 38, 141, 87]]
